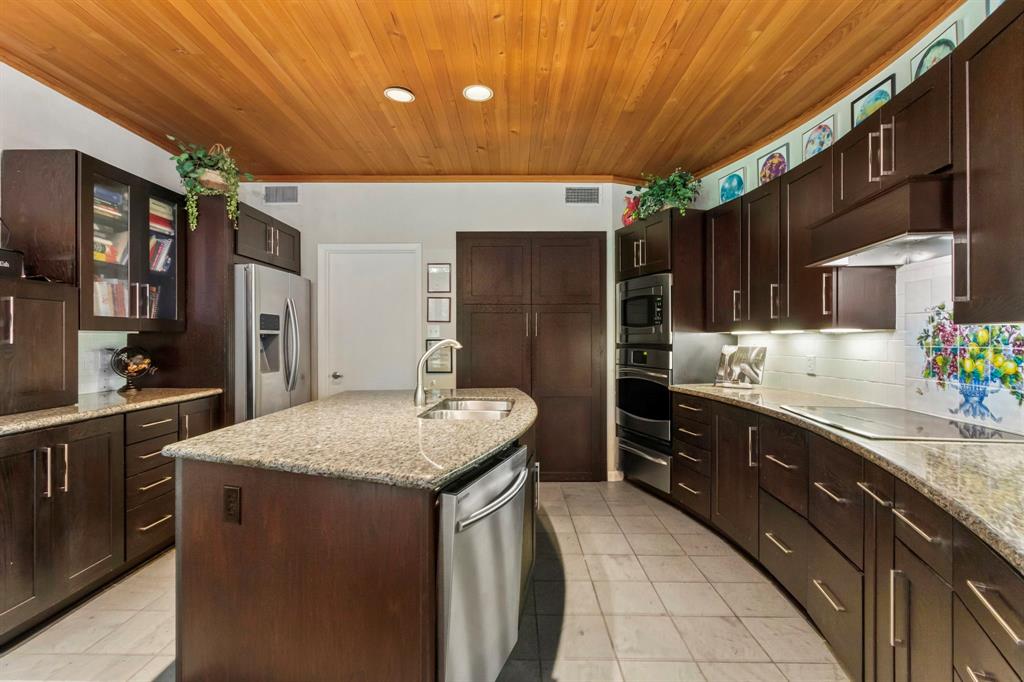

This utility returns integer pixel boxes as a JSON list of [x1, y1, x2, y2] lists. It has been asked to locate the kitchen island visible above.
[[163, 388, 537, 682]]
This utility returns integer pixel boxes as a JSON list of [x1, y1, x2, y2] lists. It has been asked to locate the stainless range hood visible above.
[[808, 175, 952, 267]]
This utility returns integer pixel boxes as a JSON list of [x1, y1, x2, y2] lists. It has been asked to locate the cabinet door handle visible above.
[[183, 414, 190, 439], [965, 667, 995, 682], [812, 579, 846, 612], [965, 580, 1024, 646], [677, 426, 703, 438], [732, 290, 741, 322], [632, 241, 639, 268], [141, 417, 174, 429], [620, 443, 668, 466], [266, 224, 273, 253], [821, 272, 832, 317], [676, 403, 703, 413], [677, 482, 700, 496], [880, 119, 895, 176], [813, 481, 846, 504], [640, 239, 647, 266], [138, 514, 173, 532], [676, 451, 701, 463], [954, 64, 972, 304], [41, 446, 53, 499], [769, 283, 779, 319], [856, 481, 892, 507], [59, 444, 69, 493], [534, 312, 539, 337], [764, 531, 793, 555], [525, 312, 529, 338], [890, 569, 904, 646], [534, 462, 541, 511], [1, 296, 13, 345], [868, 131, 881, 182], [764, 454, 795, 470], [893, 508, 937, 544], [138, 476, 173, 492], [747, 426, 758, 467]]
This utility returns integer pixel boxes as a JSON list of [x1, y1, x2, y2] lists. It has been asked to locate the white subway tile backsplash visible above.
[[78, 332, 128, 395]]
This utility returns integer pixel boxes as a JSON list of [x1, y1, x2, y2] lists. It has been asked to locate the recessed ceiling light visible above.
[[383, 87, 415, 103], [462, 84, 493, 102]]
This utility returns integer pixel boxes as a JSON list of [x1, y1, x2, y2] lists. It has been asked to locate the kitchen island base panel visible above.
[[175, 458, 437, 682]]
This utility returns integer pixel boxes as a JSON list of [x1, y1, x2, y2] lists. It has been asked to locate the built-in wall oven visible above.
[[616, 347, 673, 492], [617, 273, 671, 346]]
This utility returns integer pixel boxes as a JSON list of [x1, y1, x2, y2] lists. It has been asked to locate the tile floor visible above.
[[0, 481, 848, 682]]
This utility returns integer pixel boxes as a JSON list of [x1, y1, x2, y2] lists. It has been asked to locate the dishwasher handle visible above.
[[456, 466, 530, 533]]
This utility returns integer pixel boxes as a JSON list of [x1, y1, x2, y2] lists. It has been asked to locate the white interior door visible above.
[[318, 244, 422, 396]]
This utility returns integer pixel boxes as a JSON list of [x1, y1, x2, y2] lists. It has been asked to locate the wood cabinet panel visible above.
[[881, 56, 951, 187], [456, 305, 531, 393], [673, 394, 711, 425], [614, 224, 644, 281], [711, 403, 759, 557], [807, 526, 865, 682], [671, 463, 710, 521], [125, 432, 178, 477], [861, 461, 896, 682], [743, 179, 781, 328], [835, 111, 882, 211], [674, 415, 711, 450], [705, 198, 743, 331], [126, 462, 174, 510], [457, 235, 531, 304], [0, 280, 77, 416], [179, 396, 220, 440], [809, 434, 865, 569], [673, 440, 711, 478], [952, 2, 1024, 323], [893, 539, 952, 682], [759, 491, 809, 606], [272, 221, 301, 274], [125, 404, 179, 444], [531, 236, 601, 305], [954, 596, 1021, 682], [126, 490, 174, 562], [671, 208, 707, 332], [757, 416, 808, 517], [640, 213, 672, 275], [893, 478, 953, 584]]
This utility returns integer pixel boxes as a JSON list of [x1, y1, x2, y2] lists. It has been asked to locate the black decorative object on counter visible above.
[[110, 346, 158, 393]]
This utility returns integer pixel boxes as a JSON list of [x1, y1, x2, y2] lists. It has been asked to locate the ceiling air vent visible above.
[[264, 185, 299, 205], [564, 186, 600, 205]]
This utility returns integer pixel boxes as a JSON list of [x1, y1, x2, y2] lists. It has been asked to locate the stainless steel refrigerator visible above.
[[233, 263, 311, 422]]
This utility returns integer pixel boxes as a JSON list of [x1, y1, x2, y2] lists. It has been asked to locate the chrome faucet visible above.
[[414, 338, 463, 406]]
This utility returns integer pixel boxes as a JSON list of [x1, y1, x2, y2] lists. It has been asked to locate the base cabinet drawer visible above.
[[126, 492, 174, 561], [807, 527, 864, 682], [673, 440, 711, 477], [674, 415, 711, 450], [126, 462, 175, 510], [673, 395, 711, 425], [125, 432, 178, 477], [955, 596, 1021, 682], [808, 434, 864, 569], [125, 405, 179, 444], [759, 492, 809, 606], [671, 464, 710, 521], [894, 478, 953, 583], [758, 416, 808, 516]]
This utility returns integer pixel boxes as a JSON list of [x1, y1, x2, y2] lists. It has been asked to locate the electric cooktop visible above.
[[780, 405, 1024, 443]]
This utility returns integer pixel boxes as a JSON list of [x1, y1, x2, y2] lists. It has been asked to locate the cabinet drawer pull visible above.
[[856, 481, 892, 507], [764, 454, 796, 470], [889, 569, 903, 646], [140, 417, 174, 429], [138, 476, 173, 492], [138, 514, 173, 532], [1, 296, 13, 345], [41, 446, 53, 499], [747, 426, 758, 468], [892, 509, 937, 544], [138, 450, 163, 460], [732, 289, 741, 322], [868, 131, 881, 182], [813, 481, 846, 504], [965, 580, 1024, 646], [676, 403, 703, 413], [821, 272, 832, 317], [764, 531, 793, 555], [965, 666, 995, 682], [60, 444, 69, 493], [812, 579, 846, 612], [677, 427, 703, 438], [676, 482, 700, 496], [676, 451, 702, 463]]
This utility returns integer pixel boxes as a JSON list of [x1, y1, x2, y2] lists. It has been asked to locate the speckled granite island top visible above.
[[163, 388, 537, 490], [671, 384, 1024, 573], [0, 388, 223, 437]]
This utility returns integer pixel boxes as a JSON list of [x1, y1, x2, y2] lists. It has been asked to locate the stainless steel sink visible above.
[[418, 398, 515, 421]]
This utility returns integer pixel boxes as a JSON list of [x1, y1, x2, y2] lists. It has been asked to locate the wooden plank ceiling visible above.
[[0, 0, 958, 182]]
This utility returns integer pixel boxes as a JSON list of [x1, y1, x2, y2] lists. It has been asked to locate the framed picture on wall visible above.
[[850, 74, 895, 127], [719, 167, 745, 203], [427, 296, 451, 322], [910, 23, 957, 80], [427, 263, 451, 293], [756, 143, 789, 186], [801, 115, 835, 161], [424, 339, 453, 373]]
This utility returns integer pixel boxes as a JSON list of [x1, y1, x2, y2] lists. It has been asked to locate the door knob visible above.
[[331, 372, 343, 379]]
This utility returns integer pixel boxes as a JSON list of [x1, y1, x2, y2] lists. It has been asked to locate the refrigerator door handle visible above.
[[283, 297, 293, 391], [286, 297, 300, 392]]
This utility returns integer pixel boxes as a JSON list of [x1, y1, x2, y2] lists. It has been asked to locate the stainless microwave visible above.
[[616, 273, 671, 345]]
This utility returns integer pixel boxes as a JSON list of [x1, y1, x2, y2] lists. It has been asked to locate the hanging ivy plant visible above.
[[635, 168, 701, 220], [168, 136, 254, 230]]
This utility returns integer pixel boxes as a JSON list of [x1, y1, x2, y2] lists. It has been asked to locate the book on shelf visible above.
[[149, 200, 173, 220], [92, 278, 129, 318], [148, 285, 162, 318], [94, 185, 125, 206], [149, 236, 174, 273]]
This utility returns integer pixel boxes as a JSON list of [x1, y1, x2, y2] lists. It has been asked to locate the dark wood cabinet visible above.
[[614, 211, 673, 281], [953, 597, 1021, 682], [705, 198, 743, 331], [834, 111, 883, 212], [809, 434, 865, 569], [1, 150, 186, 332], [0, 280, 77, 416], [531, 305, 605, 481], [807, 525, 865, 682], [759, 491, 810, 606], [236, 203, 301, 274], [757, 416, 807, 516], [457, 235, 532, 304], [861, 462, 896, 682], [456, 305, 532, 393], [179, 396, 220, 440], [53, 416, 125, 596], [743, 179, 781, 328], [880, 57, 951, 188], [711, 403, 759, 557], [532, 236, 602, 305], [952, 0, 1024, 324], [892, 539, 953, 682]]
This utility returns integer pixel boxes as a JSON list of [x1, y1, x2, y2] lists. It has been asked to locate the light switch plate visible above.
[[805, 356, 817, 376], [427, 325, 440, 338]]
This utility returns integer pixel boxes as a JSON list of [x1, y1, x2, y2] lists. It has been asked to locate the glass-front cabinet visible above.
[[79, 155, 185, 332]]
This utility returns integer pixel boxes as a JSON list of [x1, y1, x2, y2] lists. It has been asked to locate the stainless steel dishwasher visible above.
[[438, 444, 532, 682]]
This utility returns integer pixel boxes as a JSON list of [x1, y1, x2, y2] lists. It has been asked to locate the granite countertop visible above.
[[671, 384, 1024, 573], [0, 388, 223, 437], [163, 388, 538, 490]]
